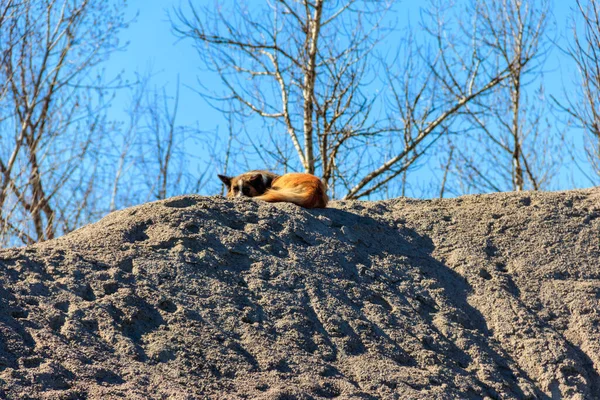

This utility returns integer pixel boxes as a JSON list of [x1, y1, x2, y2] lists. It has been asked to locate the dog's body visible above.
[[218, 171, 328, 209]]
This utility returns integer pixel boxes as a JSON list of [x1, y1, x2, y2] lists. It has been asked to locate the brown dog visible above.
[[218, 171, 328, 209]]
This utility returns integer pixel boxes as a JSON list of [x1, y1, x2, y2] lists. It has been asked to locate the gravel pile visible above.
[[0, 188, 599, 399]]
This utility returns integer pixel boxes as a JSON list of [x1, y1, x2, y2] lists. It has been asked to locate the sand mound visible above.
[[0, 188, 599, 399]]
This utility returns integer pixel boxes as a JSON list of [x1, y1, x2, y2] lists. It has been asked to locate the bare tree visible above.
[[444, 0, 557, 193], [175, 1, 525, 199], [341, 0, 526, 199], [0, 0, 126, 246], [106, 73, 213, 210], [135, 78, 212, 201], [554, 0, 600, 183], [173, 1, 392, 190]]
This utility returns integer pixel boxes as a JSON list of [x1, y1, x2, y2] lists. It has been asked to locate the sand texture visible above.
[[0, 188, 599, 399]]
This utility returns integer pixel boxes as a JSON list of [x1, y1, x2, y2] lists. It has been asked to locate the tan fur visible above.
[[255, 173, 328, 208], [219, 171, 328, 208]]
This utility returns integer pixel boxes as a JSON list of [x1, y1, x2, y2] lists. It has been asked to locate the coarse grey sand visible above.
[[0, 188, 599, 399]]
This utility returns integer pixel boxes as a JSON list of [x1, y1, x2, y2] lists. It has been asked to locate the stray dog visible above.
[[218, 171, 328, 208]]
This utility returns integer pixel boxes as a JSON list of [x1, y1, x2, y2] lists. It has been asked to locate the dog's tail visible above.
[[255, 177, 328, 208]]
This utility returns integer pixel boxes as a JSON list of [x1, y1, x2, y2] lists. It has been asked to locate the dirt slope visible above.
[[0, 188, 599, 399]]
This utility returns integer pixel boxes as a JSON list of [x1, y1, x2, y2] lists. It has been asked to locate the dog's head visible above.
[[218, 171, 278, 198]]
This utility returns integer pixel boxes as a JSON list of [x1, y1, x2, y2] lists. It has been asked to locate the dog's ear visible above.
[[262, 173, 275, 187], [218, 174, 232, 187], [248, 174, 262, 185]]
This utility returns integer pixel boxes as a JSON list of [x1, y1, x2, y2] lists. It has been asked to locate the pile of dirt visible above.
[[0, 188, 599, 399]]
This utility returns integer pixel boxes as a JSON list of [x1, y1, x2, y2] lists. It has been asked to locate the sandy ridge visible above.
[[0, 188, 598, 399]]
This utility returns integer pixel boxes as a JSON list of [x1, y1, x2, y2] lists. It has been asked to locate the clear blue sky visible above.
[[106, 0, 220, 128], [103, 0, 592, 198]]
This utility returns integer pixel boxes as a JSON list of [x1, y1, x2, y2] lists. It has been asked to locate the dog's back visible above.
[[256, 173, 328, 208]]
